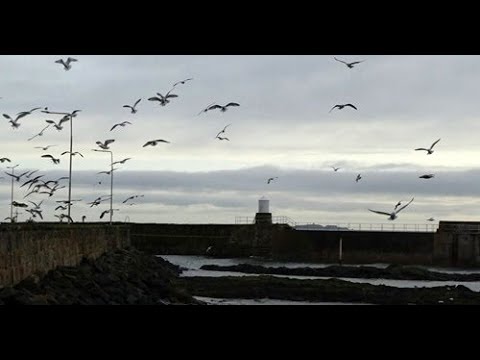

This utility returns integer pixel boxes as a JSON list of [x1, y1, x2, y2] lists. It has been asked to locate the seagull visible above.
[[112, 158, 132, 166], [207, 103, 240, 113], [26, 209, 43, 220], [122, 194, 144, 204], [329, 104, 358, 113], [0, 157, 11, 163], [427, 217, 435, 222], [34, 145, 57, 151], [356, 174, 362, 182], [97, 168, 118, 175], [96, 139, 115, 150], [331, 166, 341, 172], [173, 78, 193, 87], [61, 151, 84, 157], [369, 197, 415, 221], [334, 57, 365, 69], [110, 121, 132, 131], [267, 177, 278, 184], [148, 89, 178, 106], [143, 139, 170, 147], [28, 124, 51, 141], [394, 200, 405, 210], [5, 171, 29, 182], [41, 154, 60, 164], [28, 200, 43, 210], [216, 136, 229, 141], [55, 214, 74, 223], [415, 139, 441, 155], [122, 99, 141, 114], [55, 205, 67, 211], [419, 174, 435, 179], [55, 57, 78, 71], [215, 124, 231, 139], [11, 201, 28, 208], [46, 117, 70, 131], [3, 114, 25, 129]]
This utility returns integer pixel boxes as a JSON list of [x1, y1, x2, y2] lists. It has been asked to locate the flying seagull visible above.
[[46, 117, 70, 131], [369, 197, 415, 221], [41, 154, 60, 164], [112, 158, 132, 165], [427, 217, 435, 222], [394, 200, 405, 211], [55, 57, 78, 71], [143, 139, 170, 147], [329, 104, 358, 113], [110, 121, 132, 131], [331, 166, 340, 172], [267, 177, 278, 184], [356, 174, 362, 182], [215, 124, 231, 139], [334, 57, 365, 69], [207, 103, 240, 113], [96, 139, 115, 150], [123, 99, 141, 114], [415, 139, 441, 155], [61, 151, 84, 157], [216, 136, 229, 141], [173, 78, 193, 87], [34, 145, 57, 151], [148, 89, 178, 106], [28, 124, 51, 141], [0, 157, 11, 163], [419, 174, 435, 179]]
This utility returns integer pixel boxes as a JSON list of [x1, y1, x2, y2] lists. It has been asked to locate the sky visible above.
[[0, 54, 479, 225]]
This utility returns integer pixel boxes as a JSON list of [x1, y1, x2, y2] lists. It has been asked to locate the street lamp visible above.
[[92, 149, 114, 225], [6, 164, 19, 223], [42, 109, 80, 224]]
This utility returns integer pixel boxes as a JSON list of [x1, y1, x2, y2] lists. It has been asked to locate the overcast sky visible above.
[[0, 55, 479, 225]]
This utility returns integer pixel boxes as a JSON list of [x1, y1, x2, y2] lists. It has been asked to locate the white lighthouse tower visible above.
[[255, 196, 272, 224]]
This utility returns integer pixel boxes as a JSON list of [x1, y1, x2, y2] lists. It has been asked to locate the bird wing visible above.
[[41, 155, 53, 159], [59, 116, 71, 125], [208, 105, 222, 110], [134, 98, 142, 107], [165, 94, 178, 99], [368, 209, 392, 216], [66, 57, 78, 64], [148, 97, 161, 102], [143, 141, 153, 147], [123, 105, 133, 109], [45, 120, 56, 125], [105, 139, 115, 146], [55, 59, 66, 65], [225, 102, 240, 107], [334, 57, 349, 65], [3, 114, 12, 120], [430, 138, 441, 149], [110, 124, 119, 131], [345, 104, 358, 110], [395, 198, 414, 214], [329, 105, 339, 113], [350, 60, 365, 65], [415, 148, 429, 152]]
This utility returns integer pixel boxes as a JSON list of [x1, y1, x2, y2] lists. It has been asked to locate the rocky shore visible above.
[[200, 263, 480, 281], [179, 275, 480, 305], [0, 248, 201, 305]]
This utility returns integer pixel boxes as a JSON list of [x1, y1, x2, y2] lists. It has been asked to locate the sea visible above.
[[159, 255, 480, 305]]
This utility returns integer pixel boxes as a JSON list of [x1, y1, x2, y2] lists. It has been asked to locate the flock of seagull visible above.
[[0, 56, 441, 223], [264, 57, 441, 222]]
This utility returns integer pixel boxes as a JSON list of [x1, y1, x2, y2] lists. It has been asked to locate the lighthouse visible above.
[[255, 196, 272, 224]]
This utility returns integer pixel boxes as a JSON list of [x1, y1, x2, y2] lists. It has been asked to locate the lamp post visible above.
[[92, 149, 114, 225], [6, 164, 19, 223], [42, 109, 80, 224]]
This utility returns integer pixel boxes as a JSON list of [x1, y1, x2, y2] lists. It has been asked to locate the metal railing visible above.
[[235, 216, 439, 232]]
